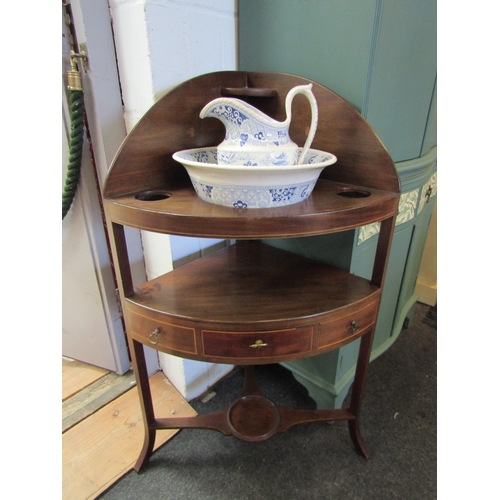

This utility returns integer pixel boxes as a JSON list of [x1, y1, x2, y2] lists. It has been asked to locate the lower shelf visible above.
[[124, 241, 381, 364], [132, 364, 371, 473], [153, 393, 355, 442]]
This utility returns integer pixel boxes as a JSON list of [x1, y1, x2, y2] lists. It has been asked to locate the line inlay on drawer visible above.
[[202, 326, 313, 359], [128, 311, 197, 354], [318, 301, 378, 349]]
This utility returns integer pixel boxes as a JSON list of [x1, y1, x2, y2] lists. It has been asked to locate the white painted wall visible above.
[[109, 0, 238, 399]]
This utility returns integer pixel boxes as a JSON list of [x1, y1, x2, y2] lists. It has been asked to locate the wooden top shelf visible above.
[[106, 178, 399, 238]]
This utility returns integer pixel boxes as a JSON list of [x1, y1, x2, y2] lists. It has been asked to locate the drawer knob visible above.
[[350, 321, 360, 334], [250, 339, 268, 348], [148, 328, 161, 345]]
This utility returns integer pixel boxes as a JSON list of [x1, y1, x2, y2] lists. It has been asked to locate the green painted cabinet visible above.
[[266, 149, 436, 408], [239, 0, 437, 408], [239, 0, 436, 163]]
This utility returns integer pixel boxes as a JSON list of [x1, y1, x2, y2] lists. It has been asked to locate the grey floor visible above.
[[99, 302, 436, 500]]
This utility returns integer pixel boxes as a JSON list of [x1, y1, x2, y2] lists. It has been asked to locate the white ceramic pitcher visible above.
[[199, 84, 318, 166]]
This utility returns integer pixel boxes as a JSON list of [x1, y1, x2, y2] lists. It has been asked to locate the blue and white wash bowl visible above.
[[172, 147, 337, 209]]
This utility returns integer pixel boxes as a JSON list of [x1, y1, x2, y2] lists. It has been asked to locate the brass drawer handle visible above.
[[148, 328, 161, 345], [349, 321, 360, 334], [250, 340, 268, 348]]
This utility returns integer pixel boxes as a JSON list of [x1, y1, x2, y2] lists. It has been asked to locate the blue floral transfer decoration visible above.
[[209, 105, 248, 126], [189, 178, 317, 209], [270, 187, 297, 203]]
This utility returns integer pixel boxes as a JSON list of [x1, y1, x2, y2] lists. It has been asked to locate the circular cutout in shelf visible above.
[[337, 188, 371, 198], [135, 190, 171, 201]]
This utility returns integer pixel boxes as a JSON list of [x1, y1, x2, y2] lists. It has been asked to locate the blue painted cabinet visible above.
[[239, 0, 437, 408]]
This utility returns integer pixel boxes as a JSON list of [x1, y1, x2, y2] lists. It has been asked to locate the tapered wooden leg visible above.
[[348, 418, 370, 459], [347, 329, 376, 459], [134, 428, 156, 473], [129, 339, 157, 473]]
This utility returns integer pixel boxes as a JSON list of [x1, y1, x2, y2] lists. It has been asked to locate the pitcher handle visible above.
[[285, 84, 319, 164]]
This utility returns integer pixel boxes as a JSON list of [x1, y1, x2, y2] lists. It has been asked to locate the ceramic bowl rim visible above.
[[172, 147, 337, 171]]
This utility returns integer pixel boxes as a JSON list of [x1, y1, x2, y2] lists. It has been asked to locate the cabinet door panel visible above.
[[238, 0, 377, 110], [363, 0, 437, 161]]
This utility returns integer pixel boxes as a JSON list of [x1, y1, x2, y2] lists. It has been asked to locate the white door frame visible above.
[[62, 0, 156, 374]]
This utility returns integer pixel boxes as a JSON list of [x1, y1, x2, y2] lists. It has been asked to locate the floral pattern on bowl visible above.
[[172, 147, 337, 209], [191, 179, 316, 209]]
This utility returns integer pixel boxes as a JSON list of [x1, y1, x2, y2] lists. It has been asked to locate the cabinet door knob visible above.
[[250, 340, 268, 348], [425, 186, 433, 203], [149, 328, 161, 344], [349, 321, 360, 334]]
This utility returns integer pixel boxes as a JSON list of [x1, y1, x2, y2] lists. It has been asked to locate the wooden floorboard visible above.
[[62, 371, 197, 500], [62, 370, 137, 433], [62, 358, 109, 401]]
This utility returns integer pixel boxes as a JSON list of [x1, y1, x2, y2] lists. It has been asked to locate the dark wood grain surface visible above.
[[127, 241, 378, 325]]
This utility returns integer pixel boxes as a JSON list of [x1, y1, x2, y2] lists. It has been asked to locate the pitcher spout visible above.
[[199, 98, 284, 129]]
